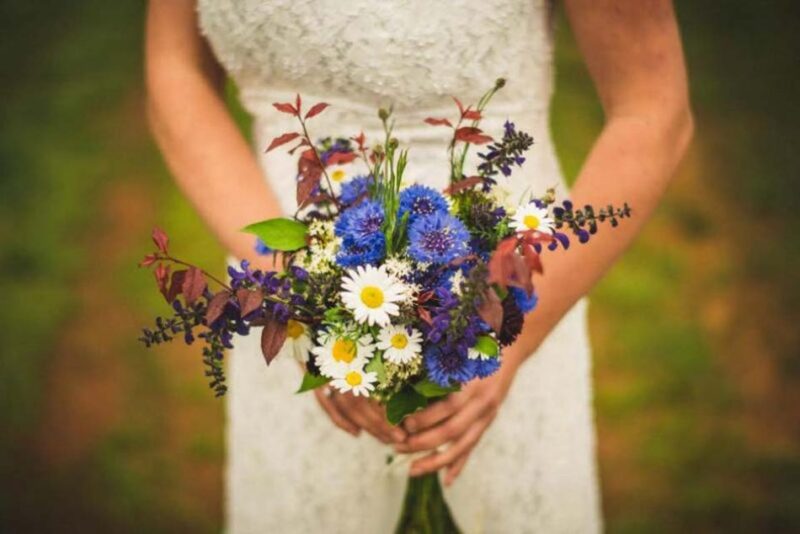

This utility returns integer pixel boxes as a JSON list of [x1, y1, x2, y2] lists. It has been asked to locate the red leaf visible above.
[[152, 227, 169, 254], [236, 288, 264, 318], [261, 317, 287, 365], [521, 244, 543, 274], [295, 94, 302, 115], [462, 109, 482, 120], [454, 127, 492, 145], [166, 269, 187, 303], [139, 253, 157, 267], [452, 96, 465, 116], [273, 102, 298, 115], [418, 306, 433, 325], [297, 149, 323, 205], [487, 237, 519, 287], [417, 290, 434, 304], [443, 176, 485, 195], [304, 102, 329, 119], [477, 288, 504, 333], [508, 253, 534, 294], [424, 117, 453, 127], [154, 263, 170, 301], [265, 132, 300, 152], [182, 267, 207, 304], [351, 132, 366, 151], [326, 151, 357, 166], [205, 290, 231, 324]]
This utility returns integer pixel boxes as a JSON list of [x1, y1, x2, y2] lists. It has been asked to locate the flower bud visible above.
[[378, 108, 391, 121], [495, 78, 506, 89]]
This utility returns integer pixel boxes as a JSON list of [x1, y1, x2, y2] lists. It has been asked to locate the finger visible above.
[[397, 396, 487, 453], [333, 394, 391, 444], [444, 450, 471, 486], [365, 401, 407, 443], [314, 389, 360, 436], [409, 418, 484, 477], [403, 392, 471, 434]]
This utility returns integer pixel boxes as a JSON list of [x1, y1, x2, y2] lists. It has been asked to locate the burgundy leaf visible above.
[[443, 176, 485, 195], [351, 132, 366, 151], [272, 102, 298, 115], [154, 263, 170, 301], [261, 317, 288, 365], [454, 127, 492, 145], [452, 96, 465, 116], [417, 290, 434, 304], [205, 290, 231, 324], [152, 227, 169, 254], [297, 149, 323, 205], [462, 109, 482, 120], [236, 287, 264, 318], [295, 93, 302, 115], [418, 306, 433, 325], [424, 117, 453, 127], [477, 288, 504, 333], [182, 267, 207, 304], [265, 132, 300, 152], [521, 244, 543, 274], [487, 237, 519, 286], [326, 151, 357, 166], [508, 253, 534, 295], [139, 253, 157, 267], [304, 102, 329, 119], [166, 269, 187, 303]]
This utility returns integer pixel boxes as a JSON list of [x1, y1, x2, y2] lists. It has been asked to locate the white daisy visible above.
[[285, 319, 312, 362], [311, 331, 375, 378], [341, 265, 404, 326], [324, 165, 351, 196], [330, 367, 377, 397], [377, 325, 423, 364], [510, 202, 555, 234]]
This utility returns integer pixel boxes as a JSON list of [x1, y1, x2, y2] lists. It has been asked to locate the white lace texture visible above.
[[198, 0, 602, 532]]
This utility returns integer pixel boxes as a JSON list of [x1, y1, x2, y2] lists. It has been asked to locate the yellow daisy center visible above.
[[286, 319, 304, 339], [523, 214, 540, 230], [390, 333, 409, 349], [345, 371, 362, 387], [332, 339, 356, 363], [360, 286, 385, 309], [331, 169, 346, 182]]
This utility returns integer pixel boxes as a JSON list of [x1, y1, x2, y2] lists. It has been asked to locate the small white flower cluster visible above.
[[296, 220, 340, 274]]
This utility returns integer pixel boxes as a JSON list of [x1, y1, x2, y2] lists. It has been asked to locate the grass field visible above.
[[1, 1, 798, 532]]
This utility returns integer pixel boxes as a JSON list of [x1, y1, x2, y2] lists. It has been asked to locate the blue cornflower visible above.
[[424, 345, 477, 387], [398, 185, 450, 224], [339, 175, 373, 206], [510, 287, 538, 313], [254, 238, 272, 256], [473, 356, 501, 379], [334, 200, 385, 245], [408, 212, 470, 264], [336, 233, 386, 267]]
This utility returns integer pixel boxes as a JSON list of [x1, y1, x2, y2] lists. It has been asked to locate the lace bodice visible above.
[[198, 0, 555, 114], [197, 1, 601, 532]]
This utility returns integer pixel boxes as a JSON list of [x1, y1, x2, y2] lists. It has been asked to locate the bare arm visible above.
[[397, 0, 694, 482], [145, 0, 282, 264], [145, 0, 405, 445]]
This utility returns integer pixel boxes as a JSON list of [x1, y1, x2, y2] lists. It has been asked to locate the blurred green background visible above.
[[1, 1, 798, 532]]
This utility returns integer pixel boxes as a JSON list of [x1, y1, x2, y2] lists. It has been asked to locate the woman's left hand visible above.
[[393, 357, 519, 485]]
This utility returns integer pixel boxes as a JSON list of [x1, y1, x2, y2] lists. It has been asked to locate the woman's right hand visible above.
[[313, 387, 407, 445]]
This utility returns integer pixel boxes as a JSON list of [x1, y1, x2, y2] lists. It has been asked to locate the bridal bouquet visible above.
[[140, 80, 629, 419]]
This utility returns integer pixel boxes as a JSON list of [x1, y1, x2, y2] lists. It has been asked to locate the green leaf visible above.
[[243, 218, 308, 251], [386, 387, 428, 425], [474, 335, 499, 357], [365, 353, 388, 385], [413, 380, 459, 398], [296, 372, 330, 393]]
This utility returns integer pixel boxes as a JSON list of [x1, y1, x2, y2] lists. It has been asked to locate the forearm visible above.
[[145, 3, 283, 266], [504, 107, 694, 368]]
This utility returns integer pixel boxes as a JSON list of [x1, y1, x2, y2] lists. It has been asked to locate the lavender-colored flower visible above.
[[339, 175, 373, 205], [424, 345, 477, 387]]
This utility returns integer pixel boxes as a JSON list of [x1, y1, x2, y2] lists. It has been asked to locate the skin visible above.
[[146, 0, 693, 482]]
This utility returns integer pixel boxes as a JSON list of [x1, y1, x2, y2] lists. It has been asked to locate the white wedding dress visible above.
[[197, 0, 602, 532]]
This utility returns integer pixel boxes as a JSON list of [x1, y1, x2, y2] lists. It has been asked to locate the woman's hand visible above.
[[393, 358, 520, 485], [314, 387, 407, 445]]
